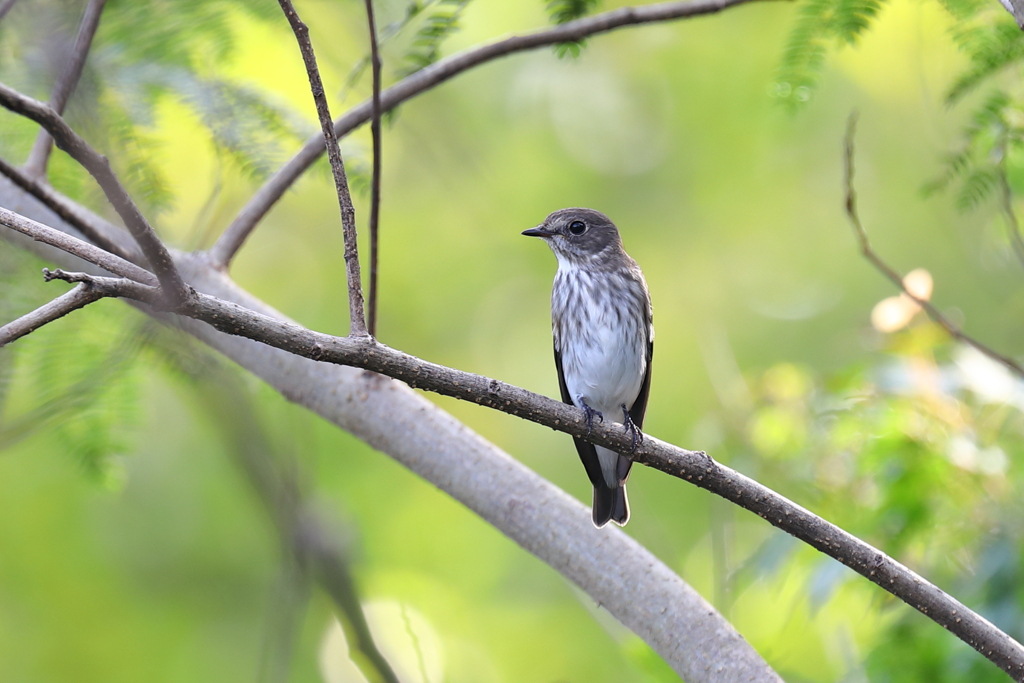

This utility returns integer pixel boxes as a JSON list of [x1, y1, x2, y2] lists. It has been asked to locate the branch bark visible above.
[[0, 189, 780, 680], [208, 0, 765, 267], [365, 0, 382, 338], [0, 82, 189, 305], [0, 0, 17, 23], [844, 113, 1024, 378], [276, 0, 368, 338], [0, 282, 105, 347], [0, 155, 137, 262], [0, 206, 156, 286], [23, 0, 107, 179]]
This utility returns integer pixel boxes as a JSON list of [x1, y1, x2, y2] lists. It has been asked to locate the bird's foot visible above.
[[580, 399, 603, 435], [621, 405, 644, 454]]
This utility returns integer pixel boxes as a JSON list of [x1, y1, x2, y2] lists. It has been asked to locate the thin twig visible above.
[[844, 112, 1024, 378], [0, 282, 105, 347], [996, 142, 1024, 273], [209, 0, 765, 267], [0, 82, 190, 305], [0, 206, 157, 286], [0, 0, 18, 23], [0, 154, 138, 262], [23, 0, 108, 179], [276, 0, 368, 337], [35, 259, 1024, 679], [365, 0, 382, 338]]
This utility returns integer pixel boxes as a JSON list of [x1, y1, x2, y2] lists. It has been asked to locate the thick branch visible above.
[[276, 0, 367, 337], [365, 0, 383, 338], [844, 113, 1024, 378], [0, 0, 17, 23], [0, 282, 104, 347], [209, 0, 763, 266], [37, 260, 1024, 680], [23, 0, 108, 179], [0, 82, 189, 305]]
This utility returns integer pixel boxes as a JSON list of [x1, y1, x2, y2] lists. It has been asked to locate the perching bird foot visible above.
[[580, 400, 603, 435], [621, 405, 643, 453]]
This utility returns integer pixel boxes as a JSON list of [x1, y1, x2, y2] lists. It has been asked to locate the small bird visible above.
[[523, 208, 653, 527]]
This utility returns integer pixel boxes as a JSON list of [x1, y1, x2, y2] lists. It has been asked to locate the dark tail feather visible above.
[[592, 483, 630, 528]]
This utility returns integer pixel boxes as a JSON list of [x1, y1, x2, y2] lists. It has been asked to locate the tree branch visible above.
[[0, 82, 189, 305], [0, 206, 156, 286], [276, 0, 368, 338], [365, 0, 382, 339], [34, 257, 1024, 680], [0, 155, 138, 262], [0, 282, 105, 347], [0, 0, 18, 23], [844, 112, 1024, 378], [208, 0, 765, 267], [23, 0, 107, 179]]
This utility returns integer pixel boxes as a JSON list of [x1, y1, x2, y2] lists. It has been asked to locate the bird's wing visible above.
[[628, 339, 654, 429], [555, 347, 604, 489]]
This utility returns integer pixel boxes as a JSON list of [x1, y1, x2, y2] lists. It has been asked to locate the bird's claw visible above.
[[621, 405, 643, 454], [580, 400, 603, 435]]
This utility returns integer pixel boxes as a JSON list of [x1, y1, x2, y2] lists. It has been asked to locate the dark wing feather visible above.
[[555, 347, 604, 489], [628, 339, 654, 429]]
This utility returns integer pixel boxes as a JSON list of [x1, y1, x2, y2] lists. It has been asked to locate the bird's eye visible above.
[[568, 220, 587, 235]]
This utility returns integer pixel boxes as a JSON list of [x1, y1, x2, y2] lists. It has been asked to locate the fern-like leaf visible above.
[[775, 0, 888, 109], [400, 0, 474, 77], [946, 18, 1024, 104]]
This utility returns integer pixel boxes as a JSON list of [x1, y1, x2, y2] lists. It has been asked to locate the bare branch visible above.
[[23, 0, 108, 179], [0, 282, 105, 347], [844, 112, 1024, 378], [0, 0, 18, 23], [0, 206, 157, 286], [365, 0, 382, 338], [276, 0, 367, 338], [35, 259, 1024, 679], [0, 155, 138, 262], [208, 0, 765, 267], [0, 82, 190, 305]]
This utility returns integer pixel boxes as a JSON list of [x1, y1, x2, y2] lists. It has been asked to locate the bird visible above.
[[523, 208, 653, 527]]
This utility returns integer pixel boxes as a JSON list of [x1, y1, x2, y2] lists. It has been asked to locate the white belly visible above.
[[561, 325, 645, 416], [554, 268, 648, 416]]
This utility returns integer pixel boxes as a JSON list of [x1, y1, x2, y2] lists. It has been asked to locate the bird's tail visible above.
[[592, 483, 629, 528]]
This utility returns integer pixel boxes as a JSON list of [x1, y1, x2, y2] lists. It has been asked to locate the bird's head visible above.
[[522, 208, 622, 265]]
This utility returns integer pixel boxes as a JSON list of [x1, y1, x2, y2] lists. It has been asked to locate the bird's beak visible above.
[[522, 225, 555, 238]]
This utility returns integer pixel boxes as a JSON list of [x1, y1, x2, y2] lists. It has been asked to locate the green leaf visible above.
[[775, 0, 887, 110]]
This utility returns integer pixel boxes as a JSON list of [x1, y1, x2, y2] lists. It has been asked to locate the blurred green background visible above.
[[3, 0, 1024, 681]]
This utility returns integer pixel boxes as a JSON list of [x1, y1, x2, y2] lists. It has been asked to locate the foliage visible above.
[[702, 319, 1024, 680], [0, 254, 144, 485], [774, 0, 887, 109], [547, 0, 601, 59], [398, 0, 475, 76], [0, 0, 309, 212]]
